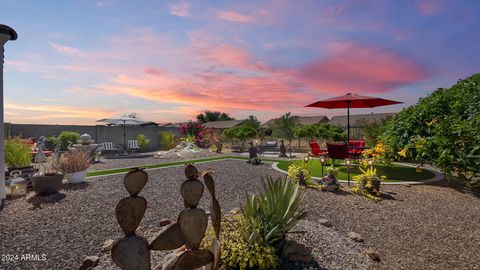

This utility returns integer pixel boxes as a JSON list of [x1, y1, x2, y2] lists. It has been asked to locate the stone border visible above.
[[271, 161, 444, 185]]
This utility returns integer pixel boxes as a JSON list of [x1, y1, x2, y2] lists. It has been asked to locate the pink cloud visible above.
[[216, 11, 254, 23], [296, 42, 427, 93], [51, 43, 87, 58], [170, 3, 191, 17], [417, 1, 442, 15]]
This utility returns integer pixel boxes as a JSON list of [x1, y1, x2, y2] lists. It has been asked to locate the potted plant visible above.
[[31, 156, 64, 196], [322, 166, 340, 191], [54, 151, 91, 183], [4, 137, 35, 178]]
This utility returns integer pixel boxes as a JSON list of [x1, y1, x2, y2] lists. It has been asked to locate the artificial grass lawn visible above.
[[276, 159, 436, 182], [86, 156, 245, 177]]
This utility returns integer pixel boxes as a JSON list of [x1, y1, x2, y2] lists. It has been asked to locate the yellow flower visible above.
[[397, 147, 408, 158]]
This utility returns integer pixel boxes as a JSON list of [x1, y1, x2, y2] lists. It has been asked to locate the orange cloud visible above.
[[216, 11, 254, 23], [296, 42, 426, 93]]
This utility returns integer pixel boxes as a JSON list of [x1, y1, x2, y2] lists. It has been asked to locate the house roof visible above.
[[203, 119, 247, 129], [262, 115, 328, 128], [329, 113, 396, 127]]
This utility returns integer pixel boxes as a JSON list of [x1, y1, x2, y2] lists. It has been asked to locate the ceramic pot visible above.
[[31, 173, 64, 196], [66, 170, 87, 184]]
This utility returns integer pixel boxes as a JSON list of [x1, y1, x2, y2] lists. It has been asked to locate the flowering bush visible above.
[[351, 166, 385, 201], [362, 141, 391, 166], [179, 121, 209, 148]]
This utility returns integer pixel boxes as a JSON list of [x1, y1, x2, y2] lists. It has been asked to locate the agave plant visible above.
[[241, 176, 306, 248]]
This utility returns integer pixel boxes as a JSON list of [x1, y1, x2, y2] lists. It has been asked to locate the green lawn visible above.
[[276, 159, 436, 182]]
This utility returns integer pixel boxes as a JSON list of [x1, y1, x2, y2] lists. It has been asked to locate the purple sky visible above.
[[2, 0, 479, 124]]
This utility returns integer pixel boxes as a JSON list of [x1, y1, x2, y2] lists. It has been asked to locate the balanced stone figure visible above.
[[111, 165, 221, 270], [279, 140, 287, 157]]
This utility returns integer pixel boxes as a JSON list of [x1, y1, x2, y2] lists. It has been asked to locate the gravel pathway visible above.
[[1, 160, 479, 269]]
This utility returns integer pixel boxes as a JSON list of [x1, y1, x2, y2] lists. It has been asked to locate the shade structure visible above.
[[96, 117, 149, 152], [305, 93, 402, 142]]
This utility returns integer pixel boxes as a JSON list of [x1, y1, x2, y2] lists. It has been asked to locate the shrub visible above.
[[179, 121, 207, 147], [53, 151, 90, 173], [4, 137, 32, 168], [47, 136, 59, 150], [382, 74, 480, 185], [135, 134, 150, 150], [351, 166, 385, 201], [242, 176, 306, 248], [158, 131, 176, 150], [58, 131, 80, 151], [287, 160, 319, 189], [202, 214, 279, 270], [325, 166, 339, 177]]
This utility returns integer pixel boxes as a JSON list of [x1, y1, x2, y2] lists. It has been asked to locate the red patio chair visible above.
[[348, 140, 366, 156], [326, 142, 349, 165], [309, 140, 328, 157]]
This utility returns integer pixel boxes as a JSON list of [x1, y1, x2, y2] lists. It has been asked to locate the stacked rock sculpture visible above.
[[111, 164, 221, 270]]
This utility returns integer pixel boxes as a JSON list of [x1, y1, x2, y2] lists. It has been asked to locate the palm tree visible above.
[[272, 113, 300, 154]]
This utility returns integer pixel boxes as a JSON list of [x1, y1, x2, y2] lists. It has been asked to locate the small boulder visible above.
[[348, 232, 364, 242], [281, 240, 313, 263], [160, 218, 171, 227], [319, 219, 332, 227], [366, 247, 381, 262], [101, 239, 115, 252], [79, 256, 99, 270]]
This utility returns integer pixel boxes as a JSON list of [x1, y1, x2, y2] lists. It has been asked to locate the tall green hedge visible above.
[[382, 74, 480, 184]]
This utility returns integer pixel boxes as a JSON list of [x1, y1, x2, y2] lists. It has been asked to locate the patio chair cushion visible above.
[[326, 142, 349, 159], [309, 140, 328, 156], [128, 140, 140, 150], [99, 142, 118, 152]]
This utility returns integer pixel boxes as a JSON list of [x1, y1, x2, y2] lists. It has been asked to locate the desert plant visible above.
[[202, 214, 279, 270], [53, 151, 91, 173], [4, 137, 32, 168], [242, 176, 306, 248], [58, 131, 81, 151], [135, 133, 150, 150], [158, 131, 176, 150]]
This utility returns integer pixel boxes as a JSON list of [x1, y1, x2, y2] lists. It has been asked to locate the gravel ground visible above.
[[1, 160, 479, 269]]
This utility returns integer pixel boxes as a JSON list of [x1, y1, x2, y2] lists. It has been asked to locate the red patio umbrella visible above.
[[305, 93, 402, 143]]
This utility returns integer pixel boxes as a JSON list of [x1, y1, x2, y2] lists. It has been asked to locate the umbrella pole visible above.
[[347, 101, 350, 158]]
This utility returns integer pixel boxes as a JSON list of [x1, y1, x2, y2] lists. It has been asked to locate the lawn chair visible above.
[[326, 142, 348, 166], [98, 142, 119, 155], [308, 140, 328, 158], [127, 140, 140, 152]]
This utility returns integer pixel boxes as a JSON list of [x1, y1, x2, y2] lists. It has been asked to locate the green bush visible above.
[[223, 125, 258, 147], [135, 133, 150, 150], [47, 136, 59, 150], [5, 137, 32, 168], [158, 131, 176, 150], [58, 131, 80, 151], [242, 176, 306, 248], [202, 214, 279, 270], [382, 74, 480, 185]]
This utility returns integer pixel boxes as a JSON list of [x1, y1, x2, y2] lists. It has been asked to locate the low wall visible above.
[[5, 123, 180, 151]]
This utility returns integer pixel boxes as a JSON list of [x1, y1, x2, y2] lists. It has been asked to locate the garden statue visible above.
[[279, 140, 287, 157], [247, 142, 261, 165], [111, 164, 221, 270]]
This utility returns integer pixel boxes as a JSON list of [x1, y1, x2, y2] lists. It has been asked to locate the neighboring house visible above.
[[203, 119, 247, 130], [261, 115, 329, 128], [328, 113, 396, 128]]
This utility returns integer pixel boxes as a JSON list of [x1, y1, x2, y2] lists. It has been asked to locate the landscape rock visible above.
[[319, 219, 332, 227], [366, 247, 381, 262], [281, 240, 313, 263], [79, 255, 99, 270], [101, 239, 115, 252], [348, 232, 364, 242]]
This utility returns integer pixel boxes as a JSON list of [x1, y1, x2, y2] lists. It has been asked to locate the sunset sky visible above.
[[2, 0, 479, 124]]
